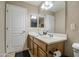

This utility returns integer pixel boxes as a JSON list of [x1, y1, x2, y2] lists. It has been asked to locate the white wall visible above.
[[54, 8, 65, 34], [65, 1, 79, 56]]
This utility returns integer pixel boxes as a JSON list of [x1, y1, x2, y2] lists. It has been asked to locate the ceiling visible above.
[[26, 1, 42, 6], [24, 1, 65, 12]]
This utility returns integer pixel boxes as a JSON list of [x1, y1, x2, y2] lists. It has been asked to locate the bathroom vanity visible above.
[[27, 32, 67, 57]]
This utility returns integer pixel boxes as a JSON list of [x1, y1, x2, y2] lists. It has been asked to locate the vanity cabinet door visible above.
[[38, 47, 46, 57], [57, 42, 64, 54], [33, 43, 37, 56], [30, 39, 34, 55], [34, 38, 46, 51], [27, 36, 31, 49], [47, 42, 64, 56]]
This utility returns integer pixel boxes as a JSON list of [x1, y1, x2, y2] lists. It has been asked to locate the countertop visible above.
[[29, 32, 67, 45]]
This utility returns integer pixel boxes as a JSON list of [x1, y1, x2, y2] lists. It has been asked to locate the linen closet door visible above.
[[6, 4, 27, 53]]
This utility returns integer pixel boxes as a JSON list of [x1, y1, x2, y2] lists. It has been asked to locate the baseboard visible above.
[[0, 53, 6, 57]]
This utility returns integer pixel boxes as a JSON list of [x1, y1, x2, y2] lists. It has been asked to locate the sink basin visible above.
[[38, 33, 53, 37]]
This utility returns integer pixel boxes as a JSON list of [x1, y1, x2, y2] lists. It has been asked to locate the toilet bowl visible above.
[[72, 43, 79, 57]]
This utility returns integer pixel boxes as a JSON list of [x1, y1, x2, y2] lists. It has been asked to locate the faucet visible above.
[[43, 30, 48, 35], [48, 34, 53, 37]]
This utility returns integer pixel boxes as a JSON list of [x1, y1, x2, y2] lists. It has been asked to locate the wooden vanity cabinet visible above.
[[27, 35, 64, 57]]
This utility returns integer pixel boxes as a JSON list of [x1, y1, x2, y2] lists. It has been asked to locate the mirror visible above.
[[39, 1, 66, 33], [30, 15, 37, 27], [39, 16, 44, 28], [30, 1, 66, 34]]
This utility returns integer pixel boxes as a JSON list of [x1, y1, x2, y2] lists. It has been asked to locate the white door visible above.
[[6, 4, 27, 53]]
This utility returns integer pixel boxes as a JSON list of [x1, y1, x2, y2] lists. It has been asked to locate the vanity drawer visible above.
[[34, 38, 46, 51]]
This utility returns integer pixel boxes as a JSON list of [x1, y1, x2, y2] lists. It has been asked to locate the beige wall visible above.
[[54, 8, 65, 34], [0, 1, 5, 54], [65, 1, 79, 57]]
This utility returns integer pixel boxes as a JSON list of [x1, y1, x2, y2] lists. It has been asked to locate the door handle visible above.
[[6, 45, 8, 48], [6, 27, 8, 30], [21, 31, 26, 34]]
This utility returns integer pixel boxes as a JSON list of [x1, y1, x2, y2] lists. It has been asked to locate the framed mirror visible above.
[[39, 16, 44, 28], [30, 15, 37, 27]]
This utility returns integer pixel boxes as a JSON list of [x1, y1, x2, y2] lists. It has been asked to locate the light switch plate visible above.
[[71, 24, 76, 31]]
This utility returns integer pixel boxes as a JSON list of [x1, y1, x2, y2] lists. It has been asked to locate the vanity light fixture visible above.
[[41, 1, 53, 10], [31, 15, 37, 19]]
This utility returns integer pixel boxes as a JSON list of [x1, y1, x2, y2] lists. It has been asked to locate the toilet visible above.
[[72, 43, 79, 57]]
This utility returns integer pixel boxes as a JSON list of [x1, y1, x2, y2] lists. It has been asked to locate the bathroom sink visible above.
[[29, 32, 67, 44]]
